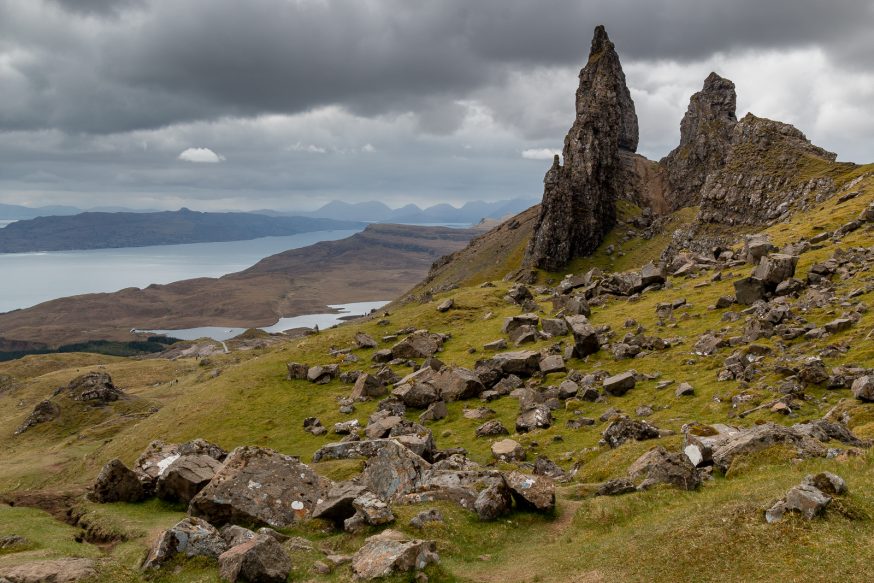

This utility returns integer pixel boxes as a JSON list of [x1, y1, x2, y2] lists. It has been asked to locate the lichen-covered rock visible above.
[[710, 423, 828, 473], [852, 375, 874, 401], [142, 517, 228, 570], [515, 405, 552, 433], [627, 446, 701, 490], [491, 439, 525, 462], [87, 458, 146, 503], [474, 479, 514, 521], [217, 533, 292, 583], [504, 471, 556, 513], [155, 454, 223, 504], [188, 446, 329, 528], [661, 72, 737, 210], [351, 530, 438, 580], [524, 26, 637, 271], [602, 371, 635, 396], [0, 558, 96, 582], [391, 330, 443, 359], [602, 416, 660, 448], [359, 440, 431, 501]]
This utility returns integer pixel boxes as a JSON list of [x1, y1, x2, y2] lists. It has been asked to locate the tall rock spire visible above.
[[524, 25, 638, 272], [661, 72, 737, 210]]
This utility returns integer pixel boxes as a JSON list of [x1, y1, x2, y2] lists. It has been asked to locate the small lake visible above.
[[0, 220, 16, 228], [140, 300, 390, 341], [0, 229, 361, 313]]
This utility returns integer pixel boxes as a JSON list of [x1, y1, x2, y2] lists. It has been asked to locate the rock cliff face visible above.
[[697, 113, 838, 226], [524, 26, 638, 272], [661, 72, 738, 211]]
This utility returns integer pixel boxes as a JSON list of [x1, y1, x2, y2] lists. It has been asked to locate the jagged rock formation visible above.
[[661, 72, 738, 210], [524, 25, 638, 271], [698, 113, 839, 226]]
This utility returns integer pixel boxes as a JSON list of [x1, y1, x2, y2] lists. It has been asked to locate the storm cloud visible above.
[[0, 0, 872, 210]]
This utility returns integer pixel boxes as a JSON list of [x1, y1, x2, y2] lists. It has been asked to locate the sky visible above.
[[0, 0, 872, 212]]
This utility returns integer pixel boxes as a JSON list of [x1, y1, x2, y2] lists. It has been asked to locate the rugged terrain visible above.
[[0, 25, 873, 583]]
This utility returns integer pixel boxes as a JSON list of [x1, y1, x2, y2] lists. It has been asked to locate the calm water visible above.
[[0, 229, 361, 313], [141, 300, 390, 341], [0, 220, 15, 228]]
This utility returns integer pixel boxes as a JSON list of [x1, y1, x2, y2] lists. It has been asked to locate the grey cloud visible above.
[[2, 0, 872, 134]]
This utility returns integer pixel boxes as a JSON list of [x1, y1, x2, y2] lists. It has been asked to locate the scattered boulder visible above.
[[516, 405, 553, 433], [351, 491, 395, 526], [143, 517, 228, 570], [602, 416, 660, 448], [435, 367, 485, 401], [392, 331, 443, 359], [476, 420, 509, 438], [733, 277, 767, 305], [156, 454, 223, 504], [352, 373, 386, 399], [491, 439, 525, 462], [218, 533, 292, 583], [566, 316, 600, 358], [539, 355, 566, 375], [189, 446, 329, 528], [312, 482, 367, 523], [753, 254, 798, 287], [627, 446, 701, 490], [360, 440, 431, 501], [504, 471, 556, 513], [675, 382, 694, 397], [355, 332, 378, 349], [765, 482, 832, 523], [852, 375, 874, 401], [602, 371, 636, 396], [351, 529, 438, 580], [307, 364, 339, 384], [87, 458, 146, 503], [474, 480, 514, 520], [710, 423, 828, 473], [286, 362, 309, 380]]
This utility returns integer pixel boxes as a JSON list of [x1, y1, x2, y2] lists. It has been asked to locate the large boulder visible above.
[[602, 371, 636, 396], [189, 446, 330, 528], [218, 533, 292, 583], [360, 440, 431, 501], [515, 405, 553, 433], [156, 454, 223, 504], [391, 331, 443, 359], [504, 471, 556, 513], [434, 367, 485, 401], [474, 479, 514, 521], [733, 277, 767, 305], [602, 416, 660, 448], [683, 423, 738, 467], [753, 254, 799, 287], [476, 351, 541, 378], [142, 517, 228, 570], [852, 376, 874, 401], [566, 316, 600, 358], [491, 439, 525, 462], [312, 482, 367, 523], [627, 446, 701, 490], [87, 458, 147, 503], [351, 373, 386, 399], [351, 529, 438, 580], [710, 423, 828, 472]]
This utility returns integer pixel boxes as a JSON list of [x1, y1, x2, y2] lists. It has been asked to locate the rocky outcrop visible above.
[[661, 72, 737, 210], [351, 529, 438, 580], [524, 25, 637, 271], [87, 458, 147, 503], [698, 114, 838, 226], [189, 446, 330, 528]]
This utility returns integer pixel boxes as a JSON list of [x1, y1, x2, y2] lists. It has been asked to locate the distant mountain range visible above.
[[0, 209, 362, 253], [259, 198, 539, 224]]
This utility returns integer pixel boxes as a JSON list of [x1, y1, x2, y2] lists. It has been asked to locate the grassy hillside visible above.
[[0, 166, 872, 581]]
